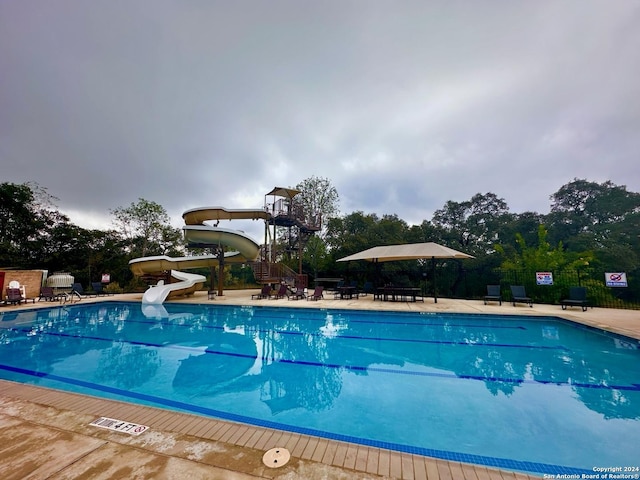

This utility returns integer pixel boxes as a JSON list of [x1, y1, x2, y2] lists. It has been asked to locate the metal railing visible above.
[[248, 261, 308, 288]]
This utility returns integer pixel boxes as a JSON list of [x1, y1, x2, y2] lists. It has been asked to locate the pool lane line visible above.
[[0, 362, 598, 477], [33, 305, 532, 331], [28, 311, 531, 332], [3, 327, 570, 352], [1, 327, 638, 390]]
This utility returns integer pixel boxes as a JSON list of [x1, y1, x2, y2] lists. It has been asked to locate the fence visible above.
[[326, 260, 639, 309], [433, 265, 640, 310]]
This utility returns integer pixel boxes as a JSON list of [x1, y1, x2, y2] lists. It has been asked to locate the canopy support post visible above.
[[432, 256, 437, 303], [217, 247, 225, 297]]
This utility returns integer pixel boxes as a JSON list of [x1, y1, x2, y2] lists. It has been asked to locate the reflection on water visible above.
[[1, 302, 639, 472], [95, 343, 160, 390], [0, 303, 639, 420]]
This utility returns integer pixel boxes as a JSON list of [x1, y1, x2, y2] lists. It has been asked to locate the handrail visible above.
[[60, 291, 82, 304]]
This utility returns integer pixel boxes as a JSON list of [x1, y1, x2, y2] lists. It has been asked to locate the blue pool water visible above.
[[1, 302, 639, 475]]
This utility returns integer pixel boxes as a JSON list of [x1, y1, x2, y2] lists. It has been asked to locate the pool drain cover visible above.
[[262, 447, 290, 468]]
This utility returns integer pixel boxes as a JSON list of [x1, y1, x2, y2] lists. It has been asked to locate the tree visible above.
[[431, 192, 512, 256], [548, 178, 640, 245], [110, 198, 183, 258], [325, 211, 413, 283], [0, 182, 76, 268], [498, 211, 545, 258], [325, 211, 402, 256], [547, 179, 640, 274], [1, 183, 39, 265], [301, 235, 331, 278], [294, 176, 340, 237], [496, 225, 595, 303]]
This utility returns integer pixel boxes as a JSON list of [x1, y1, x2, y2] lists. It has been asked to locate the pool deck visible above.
[[1, 290, 638, 479]]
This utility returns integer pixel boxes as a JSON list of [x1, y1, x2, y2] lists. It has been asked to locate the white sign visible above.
[[605, 272, 627, 287], [536, 272, 554, 285], [89, 417, 148, 435], [101, 273, 111, 283]]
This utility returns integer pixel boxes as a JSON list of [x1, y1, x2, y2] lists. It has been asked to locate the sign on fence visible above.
[[536, 272, 554, 285], [605, 272, 627, 287]]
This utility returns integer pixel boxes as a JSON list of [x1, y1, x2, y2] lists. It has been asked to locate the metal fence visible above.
[[433, 265, 640, 310]]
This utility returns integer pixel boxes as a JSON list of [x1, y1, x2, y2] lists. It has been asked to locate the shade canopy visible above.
[[337, 242, 474, 303], [265, 187, 301, 199], [337, 242, 474, 263]]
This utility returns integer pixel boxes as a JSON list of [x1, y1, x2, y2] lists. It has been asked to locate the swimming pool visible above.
[[1, 302, 638, 475]]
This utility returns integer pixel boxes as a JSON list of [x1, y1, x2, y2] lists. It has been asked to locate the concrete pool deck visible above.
[[1, 290, 638, 479]]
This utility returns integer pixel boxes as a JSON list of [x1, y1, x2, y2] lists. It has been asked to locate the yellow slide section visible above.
[[129, 216, 261, 304], [182, 226, 260, 259], [182, 206, 271, 225]]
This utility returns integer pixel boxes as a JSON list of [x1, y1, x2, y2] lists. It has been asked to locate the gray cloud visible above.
[[2, 1, 639, 242]]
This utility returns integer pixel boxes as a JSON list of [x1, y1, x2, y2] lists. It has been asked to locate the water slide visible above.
[[133, 269, 208, 305], [130, 209, 263, 304]]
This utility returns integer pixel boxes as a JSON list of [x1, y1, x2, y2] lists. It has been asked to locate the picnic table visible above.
[[375, 286, 423, 302], [336, 286, 358, 300]]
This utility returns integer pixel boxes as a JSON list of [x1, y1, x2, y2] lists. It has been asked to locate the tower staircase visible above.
[[248, 261, 308, 288]]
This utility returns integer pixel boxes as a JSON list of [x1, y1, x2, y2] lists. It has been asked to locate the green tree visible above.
[[496, 225, 595, 303], [325, 211, 412, 283], [432, 192, 512, 256], [110, 198, 183, 258], [294, 176, 340, 237], [0, 182, 79, 268], [326, 211, 410, 257], [548, 178, 640, 248], [301, 235, 331, 278], [546, 179, 640, 298]]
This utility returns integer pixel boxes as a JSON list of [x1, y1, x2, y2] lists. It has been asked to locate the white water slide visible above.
[[129, 207, 264, 304]]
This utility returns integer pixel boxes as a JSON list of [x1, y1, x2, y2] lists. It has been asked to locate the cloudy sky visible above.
[[2, 1, 639, 241]]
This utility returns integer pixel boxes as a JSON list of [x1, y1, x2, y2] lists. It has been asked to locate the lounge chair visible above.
[[510, 285, 533, 307], [71, 283, 94, 299], [561, 286, 589, 312], [288, 287, 306, 300], [5, 288, 23, 305], [484, 285, 502, 305], [251, 285, 272, 300], [307, 286, 324, 301], [38, 286, 59, 302], [92, 282, 109, 296], [361, 282, 375, 296], [269, 284, 289, 299]]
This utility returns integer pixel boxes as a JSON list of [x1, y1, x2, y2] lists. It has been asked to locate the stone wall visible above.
[[1, 270, 45, 300]]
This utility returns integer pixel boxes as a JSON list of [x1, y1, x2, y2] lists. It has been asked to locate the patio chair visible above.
[[484, 285, 502, 305], [8, 281, 26, 300], [5, 288, 23, 305], [510, 285, 533, 307], [307, 286, 324, 301], [38, 286, 58, 302], [287, 287, 306, 300], [71, 283, 94, 299], [361, 282, 375, 296], [251, 285, 272, 300], [561, 286, 589, 312], [92, 282, 109, 296], [269, 284, 289, 299]]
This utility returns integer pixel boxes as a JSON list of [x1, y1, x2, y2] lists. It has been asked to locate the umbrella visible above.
[[337, 242, 474, 302]]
